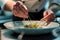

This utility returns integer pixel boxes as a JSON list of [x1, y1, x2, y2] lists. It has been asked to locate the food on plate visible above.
[[24, 22, 41, 28]]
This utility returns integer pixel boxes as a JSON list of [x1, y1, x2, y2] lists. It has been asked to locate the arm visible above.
[[41, 1, 60, 23], [3, 0, 16, 11], [2, 0, 28, 18], [48, 3, 60, 14], [40, 1, 60, 22]]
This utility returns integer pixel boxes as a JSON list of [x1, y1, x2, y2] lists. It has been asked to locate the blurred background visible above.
[[0, 0, 60, 28], [0, 0, 49, 23]]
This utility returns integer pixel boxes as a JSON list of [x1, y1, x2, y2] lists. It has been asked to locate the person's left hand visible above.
[[13, 1, 28, 18], [40, 10, 55, 23]]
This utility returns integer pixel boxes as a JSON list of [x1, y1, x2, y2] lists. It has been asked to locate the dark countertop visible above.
[[0, 23, 56, 40], [1, 29, 55, 40]]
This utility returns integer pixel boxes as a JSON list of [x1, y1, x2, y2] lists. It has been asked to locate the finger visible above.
[[13, 10, 28, 18], [43, 10, 54, 17], [41, 13, 55, 23], [48, 13, 55, 21], [44, 13, 54, 22], [16, 1, 20, 6], [13, 6, 24, 17], [13, 3, 24, 13], [13, 7, 28, 18], [43, 11, 48, 17], [40, 17, 47, 22], [17, 1, 28, 10], [14, 1, 28, 15], [20, 5, 28, 15], [18, 10, 28, 18], [13, 5, 17, 10], [13, 2, 28, 18], [41, 13, 51, 22], [16, 5, 28, 17], [17, 1, 28, 15]]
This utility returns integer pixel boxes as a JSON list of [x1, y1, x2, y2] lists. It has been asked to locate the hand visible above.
[[40, 10, 55, 23], [13, 1, 28, 18]]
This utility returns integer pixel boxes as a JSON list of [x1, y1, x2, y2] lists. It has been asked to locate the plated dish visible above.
[[4, 21, 59, 34]]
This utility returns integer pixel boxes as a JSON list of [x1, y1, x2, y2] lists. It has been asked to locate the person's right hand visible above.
[[40, 10, 55, 23], [13, 1, 28, 18]]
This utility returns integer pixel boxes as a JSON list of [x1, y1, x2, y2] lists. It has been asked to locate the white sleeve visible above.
[[0, 0, 9, 10], [51, 0, 60, 5]]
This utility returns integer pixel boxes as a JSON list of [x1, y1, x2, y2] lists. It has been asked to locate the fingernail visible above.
[[16, 2, 20, 6]]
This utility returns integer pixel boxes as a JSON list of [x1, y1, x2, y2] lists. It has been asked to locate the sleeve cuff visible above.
[[51, 0, 60, 6]]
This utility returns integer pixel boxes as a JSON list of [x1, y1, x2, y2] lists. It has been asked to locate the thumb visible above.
[[43, 11, 48, 17]]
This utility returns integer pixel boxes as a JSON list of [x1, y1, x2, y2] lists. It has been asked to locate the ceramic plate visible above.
[[4, 21, 60, 34]]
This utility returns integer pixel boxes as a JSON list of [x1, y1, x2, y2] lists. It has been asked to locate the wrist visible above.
[[4, 0, 16, 11]]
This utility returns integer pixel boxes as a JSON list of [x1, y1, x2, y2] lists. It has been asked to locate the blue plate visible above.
[[4, 21, 60, 34]]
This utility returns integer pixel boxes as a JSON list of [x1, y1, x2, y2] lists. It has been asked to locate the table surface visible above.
[[1, 29, 56, 40]]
